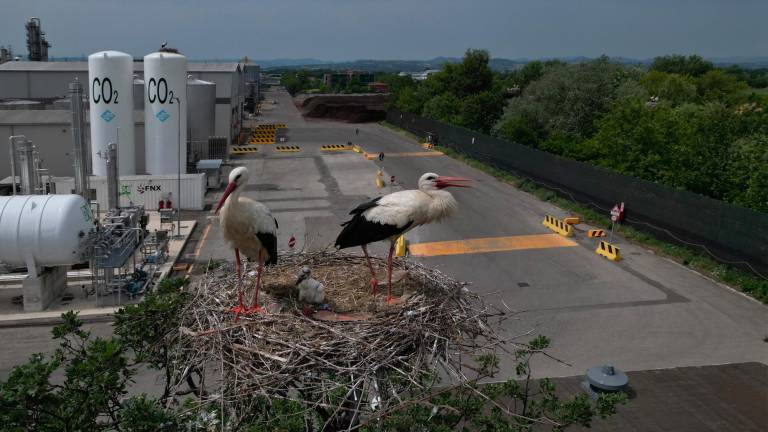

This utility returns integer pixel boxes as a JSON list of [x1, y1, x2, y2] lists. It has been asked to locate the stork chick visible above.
[[335, 172, 470, 302], [296, 266, 326, 315], [215, 166, 278, 316]]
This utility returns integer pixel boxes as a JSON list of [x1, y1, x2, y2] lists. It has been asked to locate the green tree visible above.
[[640, 70, 698, 105], [723, 133, 768, 212], [650, 54, 714, 77], [494, 57, 639, 146], [695, 69, 748, 104]]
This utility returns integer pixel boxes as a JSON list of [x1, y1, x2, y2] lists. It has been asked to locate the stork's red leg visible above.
[[361, 244, 378, 294], [249, 250, 265, 313], [386, 242, 395, 303], [230, 248, 247, 320]]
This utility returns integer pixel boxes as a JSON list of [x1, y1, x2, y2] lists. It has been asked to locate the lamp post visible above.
[[171, 95, 181, 238]]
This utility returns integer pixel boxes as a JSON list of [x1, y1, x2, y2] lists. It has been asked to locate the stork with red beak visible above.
[[335, 172, 470, 302], [215, 166, 278, 315]]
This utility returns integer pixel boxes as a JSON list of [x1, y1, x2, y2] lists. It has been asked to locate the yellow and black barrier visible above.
[[249, 139, 275, 144], [542, 215, 574, 237], [320, 144, 352, 151], [231, 146, 258, 154], [588, 229, 606, 238], [275, 145, 300, 153], [595, 240, 621, 261], [395, 234, 407, 257], [352, 144, 363, 154], [564, 216, 580, 225]]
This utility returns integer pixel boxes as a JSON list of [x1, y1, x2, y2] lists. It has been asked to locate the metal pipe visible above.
[[69, 78, 89, 199], [7, 135, 25, 196], [106, 143, 119, 211], [18, 139, 37, 195], [171, 95, 182, 238]]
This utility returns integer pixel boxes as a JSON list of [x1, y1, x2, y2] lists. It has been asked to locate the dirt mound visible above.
[[296, 93, 389, 122]]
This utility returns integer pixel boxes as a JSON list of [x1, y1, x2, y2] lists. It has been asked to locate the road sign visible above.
[[610, 205, 620, 222], [288, 235, 296, 249], [378, 152, 385, 161], [390, 175, 395, 184]]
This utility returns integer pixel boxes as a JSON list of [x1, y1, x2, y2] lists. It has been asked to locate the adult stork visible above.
[[215, 166, 278, 315], [335, 172, 470, 302]]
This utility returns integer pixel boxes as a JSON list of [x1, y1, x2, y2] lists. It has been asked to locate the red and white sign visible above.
[[390, 175, 396, 184], [610, 202, 625, 222], [288, 235, 296, 249]]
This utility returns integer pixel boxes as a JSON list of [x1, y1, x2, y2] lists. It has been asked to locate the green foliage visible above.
[[494, 57, 638, 145], [281, 69, 311, 95], [120, 395, 178, 432], [0, 311, 135, 431], [640, 70, 698, 105], [650, 54, 714, 77]]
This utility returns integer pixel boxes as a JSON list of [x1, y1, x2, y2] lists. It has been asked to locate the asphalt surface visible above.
[[198, 89, 767, 379], [1, 88, 765, 407]]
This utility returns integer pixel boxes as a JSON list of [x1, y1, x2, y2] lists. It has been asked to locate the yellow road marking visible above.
[[186, 222, 212, 275], [408, 233, 577, 257]]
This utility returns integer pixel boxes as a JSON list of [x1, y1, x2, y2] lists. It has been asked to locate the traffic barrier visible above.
[[564, 216, 580, 225], [364, 153, 378, 160], [231, 146, 259, 154], [395, 235, 406, 257], [320, 144, 352, 151], [376, 170, 385, 188], [420, 142, 434, 150], [352, 144, 363, 153], [595, 240, 621, 261], [275, 145, 300, 153], [588, 229, 606, 238], [542, 215, 574, 237]]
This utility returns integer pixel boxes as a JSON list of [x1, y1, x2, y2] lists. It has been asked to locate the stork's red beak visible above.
[[436, 176, 472, 189], [214, 182, 237, 214]]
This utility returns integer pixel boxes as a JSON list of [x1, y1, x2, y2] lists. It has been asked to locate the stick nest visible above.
[[174, 250, 504, 424]]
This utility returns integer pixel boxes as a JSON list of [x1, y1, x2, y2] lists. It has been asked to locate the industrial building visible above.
[[0, 59, 249, 151]]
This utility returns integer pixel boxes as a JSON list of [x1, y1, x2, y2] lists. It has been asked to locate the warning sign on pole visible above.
[[288, 235, 296, 249]]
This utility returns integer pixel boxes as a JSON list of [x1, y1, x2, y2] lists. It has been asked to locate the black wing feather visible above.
[[335, 214, 412, 249], [256, 232, 278, 265]]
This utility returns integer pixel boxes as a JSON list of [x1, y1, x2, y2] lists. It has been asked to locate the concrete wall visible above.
[[0, 71, 89, 100], [0, 112, 147, 180]]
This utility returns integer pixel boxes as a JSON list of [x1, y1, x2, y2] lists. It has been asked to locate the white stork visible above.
[[335, 172, 470, 302], [215, 166, 278, 315]]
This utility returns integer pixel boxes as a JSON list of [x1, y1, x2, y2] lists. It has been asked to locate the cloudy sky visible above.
[[1, 0, 766, 60]]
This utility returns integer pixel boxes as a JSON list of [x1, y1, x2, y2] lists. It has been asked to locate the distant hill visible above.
[[261, 56, 768, 72]]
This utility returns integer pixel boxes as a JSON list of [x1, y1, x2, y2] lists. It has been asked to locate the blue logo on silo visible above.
[[156, 109, 170, 122], [100, 110, 115, 122]]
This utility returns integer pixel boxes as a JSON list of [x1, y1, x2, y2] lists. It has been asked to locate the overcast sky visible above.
[[1, 0, 766, 61]]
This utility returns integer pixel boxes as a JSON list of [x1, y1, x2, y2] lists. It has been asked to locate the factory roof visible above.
[[0, 61, 242, 73], [0, 109, 145, 125]]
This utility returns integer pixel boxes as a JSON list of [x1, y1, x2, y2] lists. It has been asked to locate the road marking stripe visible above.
[[186, 222, 212, 275], [408, 233, 578, 257]]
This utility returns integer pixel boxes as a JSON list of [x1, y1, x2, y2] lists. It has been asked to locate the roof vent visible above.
[[581, 363, 629, 399]]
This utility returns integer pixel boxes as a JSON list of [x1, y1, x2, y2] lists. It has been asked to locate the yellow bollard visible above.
[[376, 169, 385, 188], [395, 235, 406, 257]]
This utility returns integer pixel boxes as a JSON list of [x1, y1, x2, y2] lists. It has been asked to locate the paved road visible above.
[[2, 88, 764, 387], [197, 89, 767, 379]]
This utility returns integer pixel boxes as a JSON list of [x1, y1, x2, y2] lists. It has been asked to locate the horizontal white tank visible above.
[[144, 51, 187, 175], [88, 51, 136, 176], [0, 195, 96, 267]]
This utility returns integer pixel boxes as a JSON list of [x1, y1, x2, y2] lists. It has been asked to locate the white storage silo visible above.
[[187, 77, 216, 161], [88, 51, 135, 176], [144, 51, 187, 175]]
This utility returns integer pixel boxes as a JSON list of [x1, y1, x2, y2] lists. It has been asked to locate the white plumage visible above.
[[335, 172, 470, 302], [215, 166, 278, 315], [296, 266, 326, 305]]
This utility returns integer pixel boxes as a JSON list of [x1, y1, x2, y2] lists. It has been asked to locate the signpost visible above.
[[609, 202, 624, 242]]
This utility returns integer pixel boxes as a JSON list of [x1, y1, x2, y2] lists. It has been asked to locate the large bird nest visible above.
[[173, 250, 506, 428]]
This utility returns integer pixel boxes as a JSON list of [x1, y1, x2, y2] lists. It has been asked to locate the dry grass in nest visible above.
[[173, 250, 505, 426]]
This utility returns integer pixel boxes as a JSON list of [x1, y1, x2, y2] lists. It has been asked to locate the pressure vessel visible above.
[[88, 50, 135, 175], [144, 51, 187, 175], [0, 195, 95, 267]]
